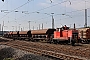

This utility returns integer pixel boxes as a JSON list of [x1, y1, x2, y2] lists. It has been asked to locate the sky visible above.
[[0, 0, 90, 31]]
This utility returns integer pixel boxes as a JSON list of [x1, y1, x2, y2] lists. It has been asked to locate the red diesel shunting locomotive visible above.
[[53, 23, 80, 45]]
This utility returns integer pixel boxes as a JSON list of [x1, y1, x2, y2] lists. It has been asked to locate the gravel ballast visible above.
[[0, 45, 53, 60]]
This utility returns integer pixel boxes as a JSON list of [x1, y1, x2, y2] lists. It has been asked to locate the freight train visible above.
[[3, 24, 81, 46]]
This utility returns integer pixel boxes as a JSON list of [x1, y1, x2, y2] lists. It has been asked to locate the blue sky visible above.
[[0, 0, 90, 31]]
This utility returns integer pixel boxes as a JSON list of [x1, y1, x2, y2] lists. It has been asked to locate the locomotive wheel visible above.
[[53, 40, 58, 44]]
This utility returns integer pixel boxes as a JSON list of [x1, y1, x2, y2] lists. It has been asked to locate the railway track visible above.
[[0, 37, 89, 60], [1, 42, 86, 60]]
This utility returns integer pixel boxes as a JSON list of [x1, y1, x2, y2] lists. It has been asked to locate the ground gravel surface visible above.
[[0, 45, 53, 60]]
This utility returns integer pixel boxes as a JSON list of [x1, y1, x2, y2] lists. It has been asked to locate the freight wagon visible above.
[[31, 29, 56, 41], [77, 27, 90, 43]]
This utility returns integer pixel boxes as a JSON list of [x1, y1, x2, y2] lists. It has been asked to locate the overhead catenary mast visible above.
[[28, 21, 31, 30], [0, 24, 1, 31], [84, 9, 87, 27], [2, 21, 4, 36]]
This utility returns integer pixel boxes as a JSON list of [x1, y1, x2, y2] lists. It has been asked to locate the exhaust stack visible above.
[[74, 23, 75, 29]]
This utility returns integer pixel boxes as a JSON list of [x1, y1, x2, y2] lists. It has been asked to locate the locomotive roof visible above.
[[31, 29, 56, 35]]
